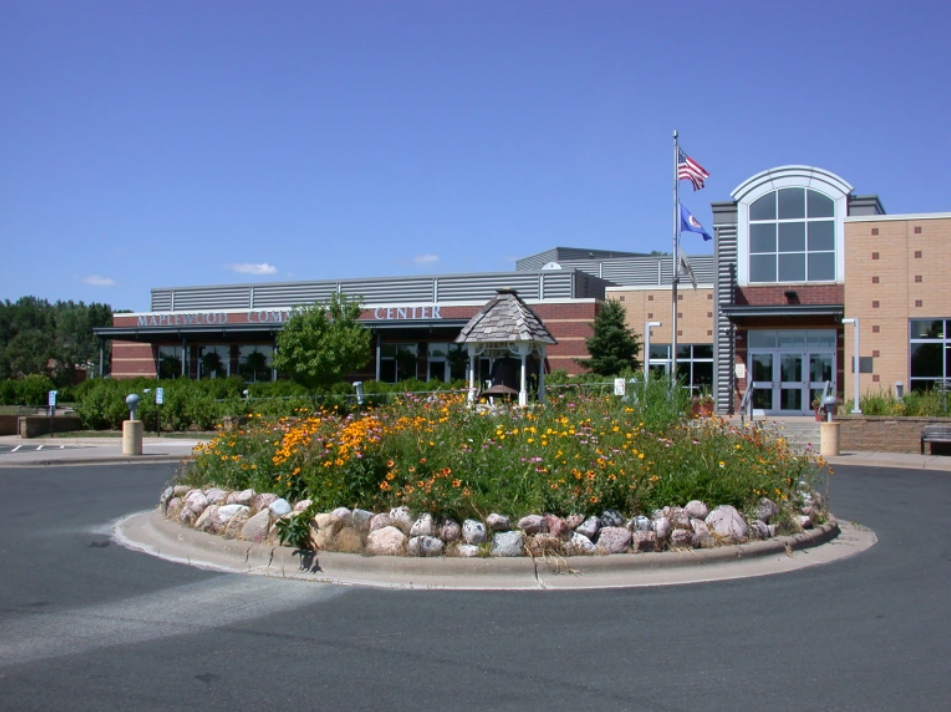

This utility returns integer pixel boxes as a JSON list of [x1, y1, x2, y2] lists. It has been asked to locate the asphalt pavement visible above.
[[1, 460, 950, 710]]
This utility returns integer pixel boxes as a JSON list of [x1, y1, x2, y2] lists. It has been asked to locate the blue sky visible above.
[[2, 1, 949, 313]]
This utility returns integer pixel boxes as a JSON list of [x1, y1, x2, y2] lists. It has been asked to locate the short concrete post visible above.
[[122, 419, 143, 456], [123, 394, 143, 456], [820, 421, 840, 458]]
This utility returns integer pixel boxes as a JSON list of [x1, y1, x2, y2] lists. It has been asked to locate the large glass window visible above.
[[648, 344, 714, 395], [198, 345, 230, 379], [380, 343, 418, 383], [910, 319, 951, 392], [157, 346, 183, 379], [239, 345, 273, 383], [426, 343, 467, 383], [749, 188, 836, 283]]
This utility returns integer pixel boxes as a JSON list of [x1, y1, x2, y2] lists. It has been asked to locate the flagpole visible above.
[[671, 130, 679, 381]]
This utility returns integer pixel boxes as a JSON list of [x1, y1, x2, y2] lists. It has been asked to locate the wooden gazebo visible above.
[[455, 288, 558, 406]]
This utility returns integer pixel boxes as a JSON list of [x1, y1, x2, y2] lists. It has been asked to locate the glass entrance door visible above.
[[747, 330, 836, 415]]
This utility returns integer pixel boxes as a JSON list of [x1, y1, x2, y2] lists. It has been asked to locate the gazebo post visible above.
[[467, 344, 477, 404], [538, 345, 546, 404], [519, 353, 528, 407]]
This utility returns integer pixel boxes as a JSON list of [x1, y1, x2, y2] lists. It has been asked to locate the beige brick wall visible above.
[[844, 216, 951, 400], [608, 286, 715, 347]]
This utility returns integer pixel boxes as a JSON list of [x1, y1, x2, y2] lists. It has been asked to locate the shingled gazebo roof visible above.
[[455, 288, 558, 345]]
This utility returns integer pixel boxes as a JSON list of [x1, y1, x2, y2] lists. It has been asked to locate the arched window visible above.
[[748, 188, 836, 283]]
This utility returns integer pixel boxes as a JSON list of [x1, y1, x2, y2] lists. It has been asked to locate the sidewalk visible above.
[[0, 434, 205, 467]]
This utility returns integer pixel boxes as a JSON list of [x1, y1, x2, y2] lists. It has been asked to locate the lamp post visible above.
[[644, 321, 662, 378], [842, 317, 861, 414]]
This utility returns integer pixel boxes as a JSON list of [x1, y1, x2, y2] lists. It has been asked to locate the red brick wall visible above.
[[736, 284, 845, 306]]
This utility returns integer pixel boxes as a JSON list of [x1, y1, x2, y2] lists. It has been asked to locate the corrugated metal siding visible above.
[[146, 270, 599, 312], [516, 249, 558, 271], [714, 226, 738, 414], [549, 255, 714, 287], [151, 291, 173, 311], [251, 283, 337, 308], [171, 287, 251, 311], [436, 273, 545, 301]]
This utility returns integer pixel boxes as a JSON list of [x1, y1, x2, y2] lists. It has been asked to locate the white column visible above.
[[467, 344, 477, 403], [519, 354, 528, 407], [537, 346, 547, 404]]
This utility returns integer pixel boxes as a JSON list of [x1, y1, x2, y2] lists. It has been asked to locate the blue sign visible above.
[[155, 387, 164, 405]]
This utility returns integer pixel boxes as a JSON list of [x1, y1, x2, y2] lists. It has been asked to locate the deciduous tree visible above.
[[272, 294, 372, 406]]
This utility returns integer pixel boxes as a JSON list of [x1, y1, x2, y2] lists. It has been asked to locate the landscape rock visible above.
[[576, 516, 601, 541], [310, 528, 335, 551], [565, 532, 596, 556], [222, 509, 250, 539], [652, 516, 671, 542], [544, 514, 571, 538], [204, 488, 227, 505], [486, 513, 511, 531], [491, 531, 525, 557], [439, 519, 462, 542], [268, 498, 292, 517], [632, 530, 658, 553], [331, 507, 352, 526], [159, 487, 174, 512], [631, 515, 651, 532], [669, 529, 693, 548], [351, 509, 373, 532], [456, 544, 481, 558], [227, 488, 254, 506], [705, 505, 749, 543], [517, 514, 546, 534], [596, 526, 632, 554], [165, 497, 183, 520], [667, 507, 691, 530], [798, 515, 813, 530], [462, 519, 487, 545], [367, 526, 407, 556], [252, 493, 278, 512], [314, 512, 335, 531], [408, 536, 445, 557], [241, 510, 271, 543], [388, 507, 414, 535], [217, 504, 249, 523], [369, 513, 393, 532], [601, 509, 625, 528], [293, 499, 312, 512], [184, 490, 209, 514], [565, 514, 585, 530], [172, 485, 191, 497], [749, 519, 771, 540], [690, 518, 714, 548], [755, 498, 781, 523], [410, 514, 436, 538], [195, 505, 220, 532], [684, 500, 709, 520], [333, 526, 365, 554]]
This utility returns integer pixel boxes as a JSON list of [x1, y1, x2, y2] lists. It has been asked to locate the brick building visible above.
[[97, 164, 950, 416]]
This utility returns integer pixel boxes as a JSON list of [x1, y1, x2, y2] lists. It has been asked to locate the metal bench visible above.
[[921, 425, 951, 454]]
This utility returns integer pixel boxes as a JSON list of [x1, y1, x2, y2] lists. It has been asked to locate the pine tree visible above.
[[574, 300, 641, 376]]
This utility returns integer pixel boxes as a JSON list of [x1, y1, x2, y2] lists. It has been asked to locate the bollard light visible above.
[[125, 393, 141, 421]]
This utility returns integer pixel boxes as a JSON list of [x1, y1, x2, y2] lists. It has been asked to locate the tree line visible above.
[[0, 297, 113, 386]]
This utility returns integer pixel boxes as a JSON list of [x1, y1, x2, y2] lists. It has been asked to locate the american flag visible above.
[[677, 147, 710, 191]]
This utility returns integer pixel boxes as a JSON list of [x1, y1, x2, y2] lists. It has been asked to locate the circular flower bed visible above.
[[167, 385, 830, 556]]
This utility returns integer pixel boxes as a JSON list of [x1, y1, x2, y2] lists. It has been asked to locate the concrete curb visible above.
[[115, 509, 864, 590], [0, 454, 193, 468]]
